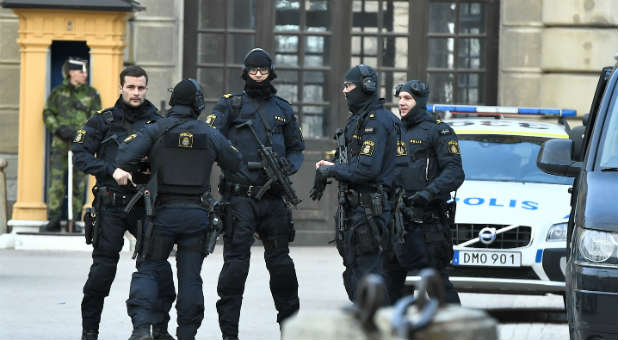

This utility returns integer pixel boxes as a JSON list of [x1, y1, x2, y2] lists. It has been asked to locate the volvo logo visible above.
[[479, 227, 497, 245]]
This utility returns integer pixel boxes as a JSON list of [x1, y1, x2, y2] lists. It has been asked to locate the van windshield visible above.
[[459, 135, 573, 185]]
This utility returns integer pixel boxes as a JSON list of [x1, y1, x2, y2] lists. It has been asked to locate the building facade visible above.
[[0, 0, 616, 241]]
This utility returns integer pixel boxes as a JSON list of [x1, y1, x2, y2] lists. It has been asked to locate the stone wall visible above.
[[499, 0, 618, 116], [126, 0, 183, 111]]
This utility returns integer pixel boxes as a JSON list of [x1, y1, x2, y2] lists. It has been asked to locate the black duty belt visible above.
[[344, 188, 389, 208], [97, 186, 135, 207], [223, 182, 270, 199]]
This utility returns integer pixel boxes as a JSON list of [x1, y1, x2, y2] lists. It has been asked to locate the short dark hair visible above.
[[120, 66, 148, 86]]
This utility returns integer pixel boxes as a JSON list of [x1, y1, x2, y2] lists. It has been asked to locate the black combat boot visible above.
[[129, 325, 153, 340], [152, 324, 175, 340], [81, 329, 98, 340]]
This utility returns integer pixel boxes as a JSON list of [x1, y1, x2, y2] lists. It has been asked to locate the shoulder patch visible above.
[[396, 141, 407, 156], [178, 132, 194, 148], [123, 133, 137, 143], [364, 127, 376, 134], [359, 140, 376, 157], [205, 114, 217, 127], [73, 129, 86, 144], [448, 140, 461, 154], [224, 93, 232, 99], [440, 128, 451, 135]]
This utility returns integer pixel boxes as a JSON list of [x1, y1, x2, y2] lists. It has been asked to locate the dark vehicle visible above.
[[537, 64, 618, 340]]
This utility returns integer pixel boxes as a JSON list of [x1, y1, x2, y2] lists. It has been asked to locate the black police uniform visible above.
[[117, 79, 247, 340], [72, 97, 175, 339], [388, 80, 465, 304], [210, 48, 304, 340], [313, 65, 407, 303]]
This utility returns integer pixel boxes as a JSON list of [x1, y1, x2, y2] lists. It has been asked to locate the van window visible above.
[[597, 91, 618, 170]]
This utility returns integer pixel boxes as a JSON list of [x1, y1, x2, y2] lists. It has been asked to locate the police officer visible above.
[[115, 78, 247, 340], [389, 80, 465, 304], [310, 64, 407, 302], [209, 48, 304, 340], [72, 66, 175, 340], [43, 57, 101, 231]]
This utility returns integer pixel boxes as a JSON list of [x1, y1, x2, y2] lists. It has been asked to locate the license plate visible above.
[[452, 250, 521, 267]]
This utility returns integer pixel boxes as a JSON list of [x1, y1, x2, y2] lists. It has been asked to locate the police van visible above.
[[408, 105, 575, 296]]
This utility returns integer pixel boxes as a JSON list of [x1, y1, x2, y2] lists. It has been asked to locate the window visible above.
[[185, 0, 257, 114], [274, 0, 332, 138], [412, 0, 499, 105], [351, 0, 410, 113]]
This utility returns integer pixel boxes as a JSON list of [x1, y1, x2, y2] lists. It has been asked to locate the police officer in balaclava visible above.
[[310, 64, 407, 303], [208, 48, 305, 340], [115, 78, 247, 340]]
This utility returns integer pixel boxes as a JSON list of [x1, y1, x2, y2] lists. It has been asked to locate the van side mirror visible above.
[[537, 139, 582, 177]]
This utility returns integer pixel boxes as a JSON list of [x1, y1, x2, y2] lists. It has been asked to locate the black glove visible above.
[[309, 165, 335, 201], [277, 156, 294, 175], [56, 125, 77, 142], [407, 190, 433, 207]]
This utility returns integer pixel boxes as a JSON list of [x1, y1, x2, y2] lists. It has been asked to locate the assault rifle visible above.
[[235, 120, 301, 207], [334, 128, 348, 242]]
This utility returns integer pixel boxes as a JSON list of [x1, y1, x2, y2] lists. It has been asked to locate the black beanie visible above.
[[244, 48, 272, 67], [395, 80, 430, 110], [169, 79, 197, 106]]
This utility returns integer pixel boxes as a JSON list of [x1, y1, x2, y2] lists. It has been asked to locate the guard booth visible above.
[[1, 0, 143, 232]]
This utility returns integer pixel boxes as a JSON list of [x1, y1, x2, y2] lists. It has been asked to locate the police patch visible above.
[[274, 115, 286, 123], [359, 140, 376, 157], [440, 129, 451, 135], [410, 139, 423, 144], [123, 133, 137, 143], [205, 114, 217, 127], [364, 127, 375, 134], [178, 132, 193, 148], [396, 141, 407, 156], [448, 140, 461, 154], [73, 129, 86, 143]]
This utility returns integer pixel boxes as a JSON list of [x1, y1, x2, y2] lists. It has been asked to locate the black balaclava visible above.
[[168, 79, 202, 117], [344, 65, 378, 114], [242, 48, 277, 100], [395, 80, 430, 126]]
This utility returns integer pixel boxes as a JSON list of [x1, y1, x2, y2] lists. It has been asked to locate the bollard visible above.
[[282, 270, 497, 340], [0, 158, 8, 234]]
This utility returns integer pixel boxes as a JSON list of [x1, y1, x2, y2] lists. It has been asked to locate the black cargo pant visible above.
[[397, 214, 460, 304], [127, 206, 208, 340], [336, 204, 391, 303], [216, 195, 299, 339], [81, 200, 175, 331]]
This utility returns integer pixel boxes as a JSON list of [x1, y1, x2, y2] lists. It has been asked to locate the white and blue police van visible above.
[[408, 105, 575, 296]]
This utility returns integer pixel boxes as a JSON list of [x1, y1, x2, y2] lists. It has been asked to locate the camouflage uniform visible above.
[[43, 78, 101, 223]]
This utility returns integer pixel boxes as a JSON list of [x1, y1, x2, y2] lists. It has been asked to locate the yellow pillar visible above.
[[12, 39, 50, 221], [9, 9, 129, 225]]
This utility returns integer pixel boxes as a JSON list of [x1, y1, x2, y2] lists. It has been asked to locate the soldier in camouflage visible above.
[[42, 57, 101, 231]]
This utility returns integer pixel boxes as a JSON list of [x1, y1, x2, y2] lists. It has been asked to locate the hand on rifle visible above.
[[309, 161, 335, 201]]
